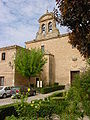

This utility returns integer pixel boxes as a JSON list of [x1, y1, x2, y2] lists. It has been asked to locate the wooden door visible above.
[[70, 71, 80, 85]]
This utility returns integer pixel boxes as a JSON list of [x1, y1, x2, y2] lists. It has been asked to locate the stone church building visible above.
[[0, 11, 86, 87]]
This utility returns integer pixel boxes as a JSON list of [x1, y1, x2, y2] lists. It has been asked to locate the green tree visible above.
[[15, 48, 47, 86], [54, 0, 90, 57]]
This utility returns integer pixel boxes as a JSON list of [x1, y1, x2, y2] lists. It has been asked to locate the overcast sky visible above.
[[0, 0, 68, 48]]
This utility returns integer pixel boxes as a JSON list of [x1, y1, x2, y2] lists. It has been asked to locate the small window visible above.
[[41, 45, 44, 52], [48, 22, 52, 32], [42, 24, 45, 34], [0, 77, 4, 86], [2, 52, 5, 60]]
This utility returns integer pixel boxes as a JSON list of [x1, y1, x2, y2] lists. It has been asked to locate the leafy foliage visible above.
[[64, 70, 90, 119], [15, 94, 28, 117], [15, 48, 47, 83], [54, 0, 90, 57], [5, 115, 37, 120]]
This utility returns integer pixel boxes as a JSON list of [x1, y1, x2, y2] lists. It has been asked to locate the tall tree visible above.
[[14, 48, 47, 86], [54, 0, 90, 57]]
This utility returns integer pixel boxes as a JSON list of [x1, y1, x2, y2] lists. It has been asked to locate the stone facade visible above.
[[0, 11, 86, 87], [0, 45, 28, 86], [25, 11, 86, 86]]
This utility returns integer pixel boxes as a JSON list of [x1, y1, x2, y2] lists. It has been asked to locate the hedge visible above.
[[0, 95, 67, 120], [0, 103, 55, 119], [0, 104, 18, 120], [40, 85, 65, 94], [50, 91, 67, 97]]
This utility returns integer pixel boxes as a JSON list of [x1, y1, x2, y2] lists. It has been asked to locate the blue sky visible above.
[[0, 0, 68, 48]]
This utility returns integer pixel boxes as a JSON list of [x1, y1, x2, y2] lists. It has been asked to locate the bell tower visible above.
[[36, 10, 60, 40]]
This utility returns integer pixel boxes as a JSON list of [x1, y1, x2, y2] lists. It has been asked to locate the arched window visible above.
[[48, 22, 52, 32], [42, 24, 45, 34]]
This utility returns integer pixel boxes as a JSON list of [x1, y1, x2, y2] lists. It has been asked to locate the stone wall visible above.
[[26, 35, 86, 85], [0, 47, 16, 86]]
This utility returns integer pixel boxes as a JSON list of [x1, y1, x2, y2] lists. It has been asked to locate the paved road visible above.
[[0, 90, 65, 106]]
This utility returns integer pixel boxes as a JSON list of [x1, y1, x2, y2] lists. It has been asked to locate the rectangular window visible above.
[[2, 52, 5, 60], [0, 77, 4, 86], [41, 45, 44, 52]]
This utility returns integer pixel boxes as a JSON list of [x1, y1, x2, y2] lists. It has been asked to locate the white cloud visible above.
[[0, 0, 16, 23], [0, 0, 68, 48]]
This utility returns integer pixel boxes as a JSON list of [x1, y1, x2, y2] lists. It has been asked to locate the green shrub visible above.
[[5, 115, 37, 120], [15, 94, 28, 117], [50, 91, 66, 97], [39, 103, 55, 118], [0, 104, 18, 120], [51, 97, 65, 101], [38, 117, 46, 120], [53, 82, 59, 86], [60, 113, 78, 120], [6, 115, 46, 120], [49, 91, 67, 101], [53, 100, 68, 115], [40, 85, 65, 94], [61, 69, 90, 119], [5, 115, 17, 120]]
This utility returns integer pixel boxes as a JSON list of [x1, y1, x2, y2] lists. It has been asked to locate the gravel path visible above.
[[0, 90, 65, 106]]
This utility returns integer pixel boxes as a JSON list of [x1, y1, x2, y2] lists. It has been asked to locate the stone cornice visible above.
[[25, 33, 69, 44], [0, 45, 23, 51]]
